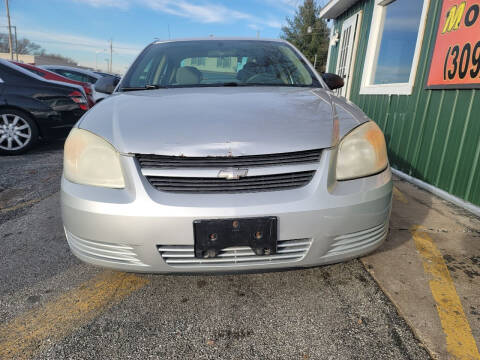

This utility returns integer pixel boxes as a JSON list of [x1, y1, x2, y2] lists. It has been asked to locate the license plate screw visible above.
[[204, 249, 217, 258]]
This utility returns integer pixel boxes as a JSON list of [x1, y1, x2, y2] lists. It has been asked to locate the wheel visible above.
[[0, 109, 39, 155]]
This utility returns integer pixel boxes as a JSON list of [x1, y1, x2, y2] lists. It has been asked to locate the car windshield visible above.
[[120, 40, 320, 90]]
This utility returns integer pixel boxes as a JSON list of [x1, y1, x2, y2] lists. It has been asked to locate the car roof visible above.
[[152, 37, 286, 44], [0, 59, 86, 95], [39, 65, 102, 78], [1, 59, 47, 81]]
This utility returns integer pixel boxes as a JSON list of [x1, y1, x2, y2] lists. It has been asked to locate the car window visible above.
[[121, 40, 319, 89], [55, 70, 96, 84], [56, 70, 83, 82], [180, 56, 238, 84], [84, 75, 98, 84], [128, 54, 167, 87]]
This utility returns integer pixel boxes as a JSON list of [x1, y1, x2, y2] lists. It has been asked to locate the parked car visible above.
[[40, 65, 101, 84], [0, 60, 89, 154], [93, 71, 120, 78], [61, 39, 392, 273], [40, 65, 114, 102], [13, 61, 95, 107]]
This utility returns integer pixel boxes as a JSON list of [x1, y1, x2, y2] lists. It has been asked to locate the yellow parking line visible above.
[[411, 226, 480, 360], [393, 186, 408, 204], [0, 271, 149, 360], [0, 195, 52, 213]]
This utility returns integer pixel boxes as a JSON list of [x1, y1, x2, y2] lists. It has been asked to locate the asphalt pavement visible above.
[[0, 141, 431, 360]]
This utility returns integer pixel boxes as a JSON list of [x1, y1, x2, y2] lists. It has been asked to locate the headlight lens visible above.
[[64, 128, 125, 188], [336, 121, 388, 181]]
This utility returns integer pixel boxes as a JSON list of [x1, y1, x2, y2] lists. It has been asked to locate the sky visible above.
[[0, 0, 307, 74]]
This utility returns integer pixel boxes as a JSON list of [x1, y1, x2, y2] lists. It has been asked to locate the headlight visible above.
[[336, 121, 388, 181], [64, 128, 125, 188]]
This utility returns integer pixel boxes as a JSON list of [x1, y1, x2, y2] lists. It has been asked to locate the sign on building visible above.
[[427, 0, 480, 89]]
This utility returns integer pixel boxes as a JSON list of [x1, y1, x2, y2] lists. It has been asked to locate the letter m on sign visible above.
[[442, 2, 466, 33]]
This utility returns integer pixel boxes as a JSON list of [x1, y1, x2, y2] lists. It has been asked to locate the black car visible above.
[[0, 60, 88, 155]]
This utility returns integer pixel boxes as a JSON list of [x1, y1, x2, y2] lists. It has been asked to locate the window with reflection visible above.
[[373, 0, 423, 84]]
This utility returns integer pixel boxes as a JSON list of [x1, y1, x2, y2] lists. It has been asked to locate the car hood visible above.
[[79, 86, 366, 156]]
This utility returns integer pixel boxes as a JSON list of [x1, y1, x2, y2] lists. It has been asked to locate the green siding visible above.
[[327, 0, 480, 206]]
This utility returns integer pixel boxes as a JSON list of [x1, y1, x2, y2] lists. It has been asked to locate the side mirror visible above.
[[94, 76, 120, 94], [321, 73, 344, 90]]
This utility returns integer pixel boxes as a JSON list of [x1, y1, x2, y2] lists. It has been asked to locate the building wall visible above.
[[0, 53, 77, 66], [0, 53, 34, 63], [327, 0, 480, 207]]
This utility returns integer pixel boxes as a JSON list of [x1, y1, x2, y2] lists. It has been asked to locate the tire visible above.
[[0, 109, 39, 155]]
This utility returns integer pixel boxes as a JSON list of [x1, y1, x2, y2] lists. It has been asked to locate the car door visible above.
[[0, 72, 5, 97], [335, 12, 362, 98]]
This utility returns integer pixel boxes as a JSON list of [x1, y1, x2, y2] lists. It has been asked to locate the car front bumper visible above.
[[61, 150, 393, 273]]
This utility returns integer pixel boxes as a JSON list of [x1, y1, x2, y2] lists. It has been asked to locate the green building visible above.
[[320, 0, 480, 215]]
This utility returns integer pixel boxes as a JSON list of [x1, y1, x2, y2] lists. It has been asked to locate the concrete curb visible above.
[[391, 168, 480, 218]]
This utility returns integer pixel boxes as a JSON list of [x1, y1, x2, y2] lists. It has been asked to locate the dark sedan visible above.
[[0, 60, 88, 155]]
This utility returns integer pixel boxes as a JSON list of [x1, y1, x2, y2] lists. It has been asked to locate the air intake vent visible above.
[[136, 149, 322, 168], [321, 223, 388, 260], [146, 171, 315, 193], [158, 238, 312, 267]]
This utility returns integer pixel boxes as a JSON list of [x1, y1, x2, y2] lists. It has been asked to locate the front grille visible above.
[[136, 149, 322, 168], [146, 171, 315, 193], [158, 238, 312, 267]]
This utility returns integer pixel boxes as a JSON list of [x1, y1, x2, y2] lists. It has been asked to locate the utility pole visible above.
[[13, 26, 17, 61], [109, 39, 113, 73], [5, 0, 14, 60]]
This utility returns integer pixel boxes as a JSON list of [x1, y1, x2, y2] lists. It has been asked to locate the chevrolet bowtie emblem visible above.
[[218, 168, 248, 180]]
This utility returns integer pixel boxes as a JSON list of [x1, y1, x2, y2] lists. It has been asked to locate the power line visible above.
[[1, 37, 141, 51], [12, 38, 142, 53]]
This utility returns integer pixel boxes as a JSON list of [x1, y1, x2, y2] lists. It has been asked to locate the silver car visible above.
[[61, 39, 392, 273]]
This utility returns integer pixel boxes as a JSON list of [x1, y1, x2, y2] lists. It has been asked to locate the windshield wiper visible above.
[[219, 82, 239, 86], [237, 83, 312, 87], [120, 84, 167, 92]]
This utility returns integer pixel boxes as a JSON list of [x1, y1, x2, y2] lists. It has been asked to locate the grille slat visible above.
[[136, 149, 321, 168], [148, 174, 313, 185], [140, 156, 321, 166], [146, 171, 315, 193], [158, 239, 312, 267]]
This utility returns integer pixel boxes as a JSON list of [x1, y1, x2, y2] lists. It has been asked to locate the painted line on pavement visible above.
[[393, 186, 408, 204], [411, 226, 480, 360], [0, 271, 149, 360], [0, 195, 53, 214]]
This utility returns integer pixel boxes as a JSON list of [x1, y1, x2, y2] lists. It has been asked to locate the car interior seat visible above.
[[175, 66, 202, 85]]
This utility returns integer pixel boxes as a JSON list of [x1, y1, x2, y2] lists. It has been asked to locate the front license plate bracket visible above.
[[193, 217, 277, 259]]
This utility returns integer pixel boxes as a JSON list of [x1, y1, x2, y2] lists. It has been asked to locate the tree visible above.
[[280, 0, 329, 72], [0, 33, 11, 53], [0, 33, 76, 65], [0, 33, 40, 54], [15, 38, 42, 55]]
